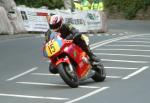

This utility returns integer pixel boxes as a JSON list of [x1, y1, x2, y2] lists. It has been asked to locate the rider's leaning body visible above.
[[45, 23, 79, 42], [45, 15, 100, 69]]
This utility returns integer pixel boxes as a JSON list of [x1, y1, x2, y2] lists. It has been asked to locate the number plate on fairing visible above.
[[44, 38, 62, 57]]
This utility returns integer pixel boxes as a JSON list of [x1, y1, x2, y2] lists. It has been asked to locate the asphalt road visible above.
[[0, 20, 150, 103]]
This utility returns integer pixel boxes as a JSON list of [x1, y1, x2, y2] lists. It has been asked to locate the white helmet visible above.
[[49, 15, 63, 30]]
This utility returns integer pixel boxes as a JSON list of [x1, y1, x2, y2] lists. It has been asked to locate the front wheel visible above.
[[57, 63, 79, 88], [92, 62, 106, 82]]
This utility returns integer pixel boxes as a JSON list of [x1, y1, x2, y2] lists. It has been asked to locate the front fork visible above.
[[56, 56, 76, 77], [65, 56, 76, 77]]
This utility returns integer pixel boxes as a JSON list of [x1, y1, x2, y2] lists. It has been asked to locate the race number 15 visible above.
[[48, 44, 56, 54]]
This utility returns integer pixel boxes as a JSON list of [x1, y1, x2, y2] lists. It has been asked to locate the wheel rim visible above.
[[65, 64, 78, 83]]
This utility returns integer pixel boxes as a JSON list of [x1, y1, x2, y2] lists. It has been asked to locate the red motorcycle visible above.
[[43, 32, 106, 88]]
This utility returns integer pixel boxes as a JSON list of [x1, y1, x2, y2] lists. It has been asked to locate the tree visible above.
[[14, 0, 64, 9]]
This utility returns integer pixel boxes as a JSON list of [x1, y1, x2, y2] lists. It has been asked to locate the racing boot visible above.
[[86, 47, 101, 65]]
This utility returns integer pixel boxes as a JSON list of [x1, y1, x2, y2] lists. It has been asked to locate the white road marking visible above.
[[128, 38, 150, 40], [122, 66, 149, 80], [119, 33, 124, 36], [96, 48, 150, 52], [31, 73, 59, 76], [6, 67, 38, 81], [65, 87, 109, 103], [105, 34, 110, 36], [90, 34, 150, 49], [102, 59, 148, 63], [116, 41, 150, 43], [105, 67, 138, 70], [139, 36, 150, 38], [31, 73, 121, 79], [88, 34, 94, 36], [95, 52, 150, 58], [112, 34, 117, 36], [0, 93, 69, 100], [106, 76, 121, 78], [35, 35, 44, 38], [105, 45, 150, 47], [123, 32, 129, 34], [16, 82, 100, 89], [97, 34, 102, 36]]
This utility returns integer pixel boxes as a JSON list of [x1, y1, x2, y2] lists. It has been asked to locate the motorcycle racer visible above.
[[45, 15, 100, 73]]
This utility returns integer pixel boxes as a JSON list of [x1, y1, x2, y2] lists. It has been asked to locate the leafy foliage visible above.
[[14, 0, 150, 19], [14, 0, 64, 9], [103, 0, 150, 19]]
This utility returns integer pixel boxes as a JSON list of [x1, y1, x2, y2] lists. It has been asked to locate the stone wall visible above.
[[0, 0, 26, 35], [0, 7, 14, 35], [63, 0, 73, 10]]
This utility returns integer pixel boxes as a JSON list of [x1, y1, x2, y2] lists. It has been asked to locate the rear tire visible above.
[[57, 63, 79, 88], [92, 63, 106, 82]]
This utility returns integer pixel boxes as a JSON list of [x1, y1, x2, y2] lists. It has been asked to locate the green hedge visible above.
[[15, 0, 64, 9], [103, 0, 150, 19], [15, 0, 150, 19]]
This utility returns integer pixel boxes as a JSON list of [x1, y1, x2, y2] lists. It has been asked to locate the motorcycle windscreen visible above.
[[44, 38, 63, 58]]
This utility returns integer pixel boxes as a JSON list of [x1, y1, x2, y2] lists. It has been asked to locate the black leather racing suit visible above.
[[45, 24, 89, 54]]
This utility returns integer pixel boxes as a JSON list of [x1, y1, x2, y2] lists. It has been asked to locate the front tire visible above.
[[57, 63, 79, 88], [49, 63, 58, 74]]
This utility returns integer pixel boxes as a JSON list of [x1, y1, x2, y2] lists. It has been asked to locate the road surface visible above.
[[0, 20, 150, 103]]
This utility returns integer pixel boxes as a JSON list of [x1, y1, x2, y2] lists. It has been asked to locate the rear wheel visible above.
[[57, 63, 79, 88], [92, 62, 106, 82]]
